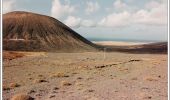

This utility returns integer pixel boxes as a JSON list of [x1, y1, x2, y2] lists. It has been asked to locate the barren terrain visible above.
[[3, 51, 167, 100]]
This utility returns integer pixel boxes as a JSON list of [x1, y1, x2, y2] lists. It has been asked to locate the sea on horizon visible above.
[[87, 38, 167, 43]]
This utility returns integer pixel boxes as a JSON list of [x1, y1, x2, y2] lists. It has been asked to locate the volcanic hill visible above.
[[3, 11, 97, 52]]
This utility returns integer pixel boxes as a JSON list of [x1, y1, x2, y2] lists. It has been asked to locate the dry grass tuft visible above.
[[144, 77, 158, 81], [50, 72, 69, 78]]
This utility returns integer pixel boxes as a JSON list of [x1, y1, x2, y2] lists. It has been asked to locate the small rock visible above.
[[131, 77, 138, 80], [28, 78, 33, 80], [49, 95, 55, 98], [38, 75, 43, 77], [141, 87, 149, 90], [9, 83, 20, 88], [53, 87, 59, 90], [34, 79, 48, 83], [28, 90, 36, 94], [87, 89, 94, 92], [77, 77, 83, 80], [114, 90, 118, 92], [61, 81, 72, 86], [144, 96, 152, 99], [52, 91, 58, 93], [95, 65, 105, 68], [35, 93, 42, 96], [72, 72, 78, 75], [129, 59, 141, 62], [3, 85, 10, 91]]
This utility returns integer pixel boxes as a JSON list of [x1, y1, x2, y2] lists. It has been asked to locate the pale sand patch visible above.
[[92, 41, 150, 46], [18, 52, 47, 57]]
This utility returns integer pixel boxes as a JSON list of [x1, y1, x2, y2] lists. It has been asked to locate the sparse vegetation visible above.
[[50, 72, 69, 78]]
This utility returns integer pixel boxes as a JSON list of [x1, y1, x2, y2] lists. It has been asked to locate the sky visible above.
[[3, 0, 168, 42]]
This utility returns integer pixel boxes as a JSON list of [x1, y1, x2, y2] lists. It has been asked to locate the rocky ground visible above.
[[3, 51, 167, 100]]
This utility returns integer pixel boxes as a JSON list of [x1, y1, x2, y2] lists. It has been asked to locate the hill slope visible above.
[[3, 11, 97, 52]]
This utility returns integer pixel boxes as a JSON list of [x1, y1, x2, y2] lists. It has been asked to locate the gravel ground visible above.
[[3, 52, 167, 100]]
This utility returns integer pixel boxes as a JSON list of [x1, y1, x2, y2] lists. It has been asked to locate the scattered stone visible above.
[[28, 77, 33, 80], [53, 87, 59, 90], [87, 89, 95, 92], [75, 82, 83, 86], [38, 75, 43, 77], [35, 93, 42, 97], [52, 91, 58, 93], [95, 65, 106, 68], [27, 73, 31, 76], [61, 81, 72, 86], [77, 87, 83, 90], [60, 91, 66, 93], [11, 94, 34, 100], [87, 77, 93, 80], [3, 85, 10, 91], [9, 83, 20, 88], [111, 64, 117, 65], [28, 90, 36, 94], [77, 77, 83, 80], [131, 77, 138, 80], [72, 72, 78, 75], [120, 68, 129, 72], [39, 89, 45, 92], [141, 87, 149, 90], [114, 90, 118, 92], [143, 96, 152, 99], [49, 95, 55, 98], [34, 79, 48, 83], [129, 59, 141, 62]]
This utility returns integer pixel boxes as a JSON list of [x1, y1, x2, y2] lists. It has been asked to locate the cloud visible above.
[[85, 1, 100, 14], [3, 0, 16, 13], [64, 16, 81, 28], [51, 0, 76, 19], [132, 1, 167, 25], [99, 1, 167, 28], [98, 11, 131, 27], [145, 1, 160, 9], [81, 20, 96, 27], [113, 0, 127, 10], [64, 16, 96, 28], [106, 0, 137, 13], [59, 0, 167, 29]]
